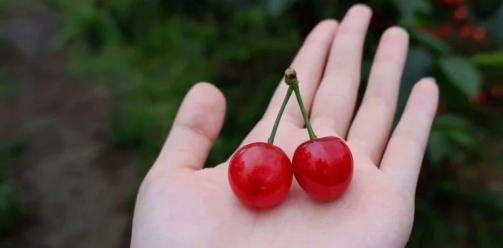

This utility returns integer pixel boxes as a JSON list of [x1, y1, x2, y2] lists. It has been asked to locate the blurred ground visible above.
[[0, 2, 136, 247]]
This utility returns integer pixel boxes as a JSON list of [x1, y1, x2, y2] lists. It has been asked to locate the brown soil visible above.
[[0, 1, 138, 247]]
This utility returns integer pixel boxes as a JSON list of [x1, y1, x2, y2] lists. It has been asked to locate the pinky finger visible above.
[[380, 78, 439, 196]]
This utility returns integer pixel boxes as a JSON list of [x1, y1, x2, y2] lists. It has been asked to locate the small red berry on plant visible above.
[[438, 0, 464, 8], [472, 27, 487, 44], [490, 84, 503, 98], [435, 23, 452, 39], [443, 159, 459, 174], [474, 91, 486, 105], [452, 6, 468, 22], [459, 25, 475, 39], [436, 104, 444, 115]]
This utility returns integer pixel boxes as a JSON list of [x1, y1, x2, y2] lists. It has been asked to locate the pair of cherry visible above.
[[228, 68, 354, 209]]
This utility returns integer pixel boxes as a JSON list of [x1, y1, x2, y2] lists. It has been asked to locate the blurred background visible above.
[[0, 0, 501, 247]]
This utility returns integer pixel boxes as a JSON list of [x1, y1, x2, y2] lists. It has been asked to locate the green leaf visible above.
[[0, 80, 16, 99], [394, 0, 431, 27], [446, 129, 477, 149], [428, 130, 451, 165], [427, 114, 477, 164], [411, 31, 452, 55], [263, 0, 296, 16], [435, 114, 472, 129], [0, 184, 22, 235], [0, 0, 5, 15], [471, 51, 503, 68], [0, 142, 24, 179], [438, 57, 482, 100]]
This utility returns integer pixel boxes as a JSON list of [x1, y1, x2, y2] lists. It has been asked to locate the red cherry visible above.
[[228, 143, 293, 209], [292, 136, 353, 202]]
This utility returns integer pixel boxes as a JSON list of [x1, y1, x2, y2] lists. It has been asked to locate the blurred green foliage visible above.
[[0, 64, 22, 235], [47, 0, 301, 167], [0, 143, 23, 236], [46, 0, 502, 246], [0, 0, 4, 15]]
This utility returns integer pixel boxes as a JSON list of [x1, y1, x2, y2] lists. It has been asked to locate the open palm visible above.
[[131, 5, 439, 248]]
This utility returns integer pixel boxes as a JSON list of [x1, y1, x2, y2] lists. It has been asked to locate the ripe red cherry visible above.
[[292, 136, 353, 202], [229, 143, 293, 209]]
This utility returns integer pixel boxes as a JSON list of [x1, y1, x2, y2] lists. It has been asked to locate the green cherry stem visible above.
[[267, 87, 293, 144], [284, 67, 317, 140], [292, 84, 317, 140]]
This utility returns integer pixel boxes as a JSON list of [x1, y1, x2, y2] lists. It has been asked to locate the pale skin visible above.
[[131, 5, 439, 248]]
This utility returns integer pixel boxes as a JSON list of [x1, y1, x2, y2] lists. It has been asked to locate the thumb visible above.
[[154, 82, 226, 171]]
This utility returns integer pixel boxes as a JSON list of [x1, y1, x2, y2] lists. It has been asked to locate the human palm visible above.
[[131, 5, 439, 248]]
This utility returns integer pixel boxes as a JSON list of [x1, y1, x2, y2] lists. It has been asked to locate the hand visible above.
[[131, 5, 439, 248]]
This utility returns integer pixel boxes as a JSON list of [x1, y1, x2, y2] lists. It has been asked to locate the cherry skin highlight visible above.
[[228, 142, 293, 209], [292, 136, 353, 202]]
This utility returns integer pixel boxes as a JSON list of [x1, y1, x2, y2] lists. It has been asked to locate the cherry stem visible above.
[[267, 87, 293, 144], [284, 67, 317, 140], [292, 83, 317, 140]]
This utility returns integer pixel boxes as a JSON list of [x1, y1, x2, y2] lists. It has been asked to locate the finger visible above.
[[153, 83, 226, 171], [311, 5, 372, 136], [263, 20, 338, 126], [347, 27, 409, 164], [380, 79, 439, 195]]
